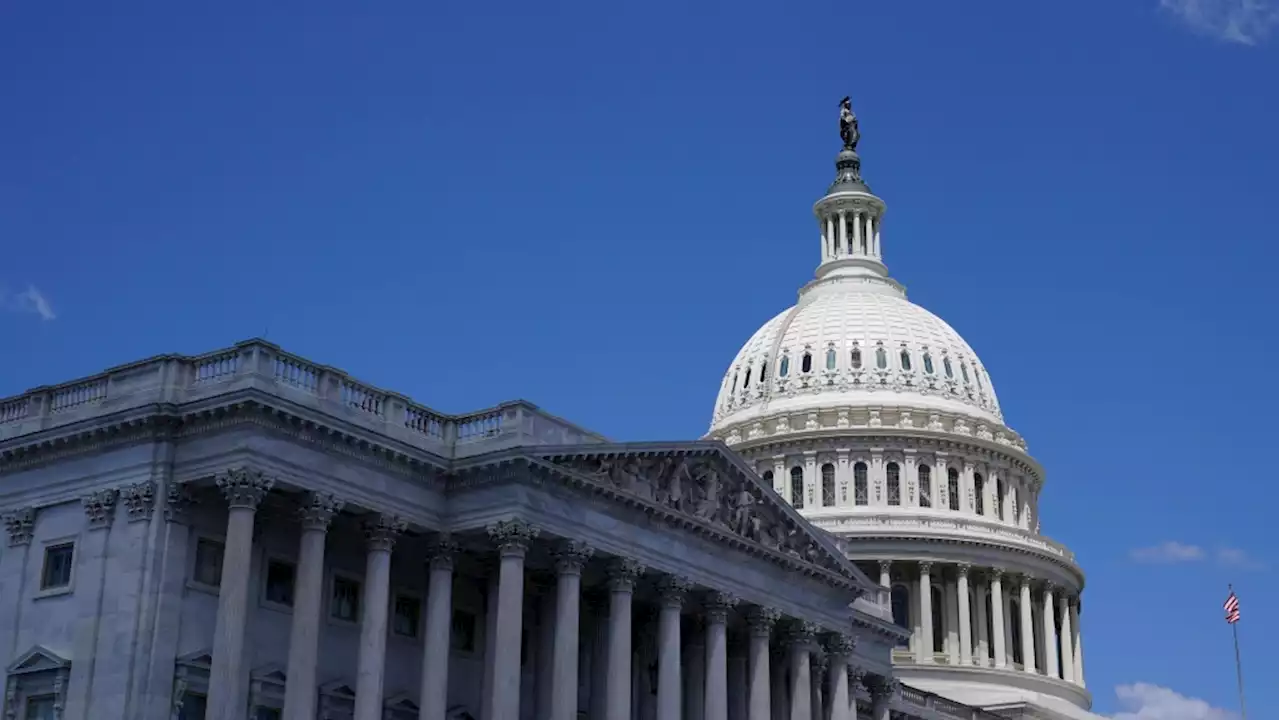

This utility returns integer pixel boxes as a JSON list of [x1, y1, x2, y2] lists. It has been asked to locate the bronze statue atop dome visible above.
[[839, 96, 859, 150]]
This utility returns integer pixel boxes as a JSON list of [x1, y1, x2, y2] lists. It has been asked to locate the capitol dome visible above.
[[707, 112, 1097, 720]]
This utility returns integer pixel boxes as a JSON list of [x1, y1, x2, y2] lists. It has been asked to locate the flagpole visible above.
[[1229, 584, 1246, 720]]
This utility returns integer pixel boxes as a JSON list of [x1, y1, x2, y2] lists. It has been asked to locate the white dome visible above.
[[710, 286, 1002, 433]]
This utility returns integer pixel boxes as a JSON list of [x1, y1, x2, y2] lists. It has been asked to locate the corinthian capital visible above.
[[82, 489, 118, 530], [3, 508, 34, 547], [298, 491, 344, 532], [487, 519, 539, 557], [364, 514, 407, 552], [552, 540, 594, 575], [704, 591, 739, 624], [164, 483, 195, 524], [606, 557, 645, 592], [747, 606, 781, 637], [120, 481, 157, 523], [657, 575, 693, 608], [216, 468, 274, 510], [427, 533, 461, 571]]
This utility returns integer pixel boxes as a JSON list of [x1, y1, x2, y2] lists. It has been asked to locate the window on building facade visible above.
[[264, 560, 296, 607], [789, 467, 805, 509], [742, 369, 751, 388], [891, 585, 910, 633], [451, 609, 477, 652], [974, 473, 985, 515], [943, 357, 953, 378], [875, 346, 887, 369], [853, 462, 868, 506], [851, 347, 862, 369], [759, 360, 768, 383], [779, 356, 790, 377], [40, 543, 74, 591], [961, 362, 970, 383], [178, 694, 207, 720], [975, 370, 984, 391], [1012, 487, 1020, 523], [918, 465, 932, 507], [900, 350, 911, 371], [923, 352, 934, 374], [947, 469, 960, 511], [801, 352, 812, 373], [996, 479, 1006, 520], [193, 538, 224, 588], [394, 594, 421, 638], [821, 464, 835, 507], [886, 463, 901, 506], [24, 696, 55, 720], [825, 347, 837, 370], [331, 576, 361, 622]]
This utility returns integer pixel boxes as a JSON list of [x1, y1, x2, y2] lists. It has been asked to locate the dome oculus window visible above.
[[899, 349, 912, 371], [923, 352, 935, 375]]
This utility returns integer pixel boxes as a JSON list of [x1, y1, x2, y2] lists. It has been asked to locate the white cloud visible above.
[[1129, 541, 1205, 564], [0, 284, 56, 321], [1113, 683, 1234, 720], [1160, 0, 1278, 45], [1215, 546, 1263, 570]]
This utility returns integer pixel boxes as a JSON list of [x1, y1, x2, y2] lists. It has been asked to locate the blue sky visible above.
[[1, 2, 1275, 717]]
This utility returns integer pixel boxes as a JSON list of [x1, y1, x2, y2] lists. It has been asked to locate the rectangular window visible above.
[[193, 538, 225, 588], [450, 609, 477, 652], [40, 543, 74, 591], [24, 696, 55, 720], [331, 576, 361, 621], [178, 693, 207, 720], [264, 560, 296, 607], [393, 594, 420, 638]]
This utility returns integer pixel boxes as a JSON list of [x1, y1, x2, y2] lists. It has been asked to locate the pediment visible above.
[[251, 662, 287, 686], [176, 649, 212, 669], [538, 441, 877, 592], [7, 645, 70, 675]]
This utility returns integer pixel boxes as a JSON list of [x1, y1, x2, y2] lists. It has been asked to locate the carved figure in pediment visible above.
[[691, 463, 724, 523], [655, 457, 693, 511], [617, 458, 650, 497], [728, 487, 757, 539]]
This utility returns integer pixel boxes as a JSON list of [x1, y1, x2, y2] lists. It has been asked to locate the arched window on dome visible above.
[[759, 359, 769, 383], [891, 585, 911, 634], [995, 478, 1006, 521], [789, 467, 805, 509], [886, 462, 901, 506], [851, 346, 862, 370], [1012, 486, 1021, 525], [961, 362, 971, 384], [918, 465, 932, 508], [931, 590, 945, 653], [875, 346, 888, 369], [742, 367, 751, 389], [974, 473, 985, 515], [900, 349, 912, 371], [825, 347, 837, 371], [947, 468, 960, 511], [821, 463, 836, 507], [854, 462, 868, 506], [975, 368, 984, 391], [923, 352, 935, 375], [801, 352, 813, 374], [943, 356, 954, 379], [731, 371, 739, 393], [779, 355, 790, 377]]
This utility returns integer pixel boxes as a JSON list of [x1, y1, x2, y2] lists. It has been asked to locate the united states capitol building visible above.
[[0, 106, 1099, 720]]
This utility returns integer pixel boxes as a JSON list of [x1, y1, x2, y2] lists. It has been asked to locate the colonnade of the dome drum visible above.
[[819, 206, 882, 263], [870, 560, 1085, 688]]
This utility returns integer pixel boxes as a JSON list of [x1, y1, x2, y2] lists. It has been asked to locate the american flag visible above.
[[1223, 590, 1240, 624]]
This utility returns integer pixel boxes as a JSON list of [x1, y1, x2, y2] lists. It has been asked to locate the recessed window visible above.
[[943, 357, 954, 378], [40, 543, 75, 591], [961, 363, 970, 383], [918, 465, 932, 508], [178, 693, 207, 720], [851, 347, 862, 369], [265, 560, 296, 607], [886, 463, 901, 506], [742, 368, 751, 388], [762, 470, 774, 486], [25, 696, 56, 720], [975, 370, 984, 391], [331, 576, 361, 622], [996, 479, 1006, 521], [900, 350, 912, 371], [974, 473, 986, 515], [758, 360, 768, 383], [891, 586, 910, 634], [394, 594, 421, 638], [801, 352, 813, 374], [825, 348, 837, 370], [779, 355, 790, 377], [731, 372, 739, 391], [947, 469, 960, 511], [789, 467, 805, 509], [853, 462, 868, 506], [923, 352, 934, 375], [451, 609, 477, 652], [821, 463, 836, 507], [875, 346, 887, 369], [193, 538, 225, 588]]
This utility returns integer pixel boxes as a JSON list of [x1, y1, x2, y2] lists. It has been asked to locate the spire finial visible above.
[[839, 96, 859, 151], [828, 96, 868, 193]]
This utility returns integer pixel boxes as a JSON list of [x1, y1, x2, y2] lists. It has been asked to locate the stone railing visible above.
[[809, 512, 1074, 562], [0, 339, 607, 458], [864, 680, 1008, 720]]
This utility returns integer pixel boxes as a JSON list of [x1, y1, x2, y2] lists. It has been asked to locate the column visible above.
[[704, 592, 736, 720], [1057, 592, 1073, 683], [956, 564, 972, 666], [485, 519, 538, 720], [809, 653, 825, 720], [989, 569, 1007, 668], [863, 214, 874, 255], [825, 636, 854, 720], [942, 577, 959, 664], [207, 469, 273, 720], [837, 211, 847, 256], [788, 623, 815, 720], [1036, 584, 1057, 678], [63, 489, 117, 720], [420, 536, 460, 720], [869, 450, 884, 507], [772, 457, 786, 497], [868, 677, 896, 720], [878, 560, 892, 610], [916, 563, 933, 664], [974, 574, 990, 667], [848, 667, 865, 720], [836, 451, 851, 508], [825, 216, 835, 259], [1070, 600, 1085, 687], [656, 577, 691, 720], [355, 514, 407, 720], [535, 581, 556, 720], [962, 462, 976, 514], [547, 541, 592, 720], [903, 453, 918, 508], [746, 608, 777, 720], [1019, 578, 1037, 674], [852, 211, 863, 254], [283, 492, 343, 720], [607, 558, 644, 720], [480, 570, 498, 720], [874, 217, 882, 256], [985, 469, 1000, 520]]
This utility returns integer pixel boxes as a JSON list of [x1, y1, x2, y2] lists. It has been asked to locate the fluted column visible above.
[[788, 623, 816, 720], [956, 564, 972, 666], [283, 492, 343, 720], [419, 536, 460, 720], [825, 636, 854, 720], [863, 213, 874, 255], [989, 569, 1007, 668], [852, 211, 863, 253], [1057, 592, 1073, 683], [746, 608, 777, 720], [1036, 584, 1056, 678], [547, 541, 593, 720], [1070, 600, 1085, 687], [485, 520, 538, 720], [809, 652, 825, 720], [607, 558, 644, 720], [354, 515, 406, 720], [1018, 578, 1037, 674], [208, 469, 273, 720], [916, 562, 934, 664], [974, 575, 990, 667], [63, 489, 118, 720], [838, 211, 848, 255], [656, 577, 690, 720], [703, 592, 737, 720]]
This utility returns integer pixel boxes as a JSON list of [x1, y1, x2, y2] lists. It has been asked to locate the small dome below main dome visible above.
[[709, 289, 1002, 433]]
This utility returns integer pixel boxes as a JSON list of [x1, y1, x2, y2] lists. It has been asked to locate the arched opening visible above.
[[974, 472, 986, 515], [917, 465, 932, 507], [779, 355, 790, 377], [961, 362, 971, 383], [886, 462, 901, 506], [875, 346, 888, 369], [900, 349, 912, 371], [947, 468, 960, 511], [825, 347, 837, 370], [801, 352, 812, 374], [996, 478, 1006, 520], [943, 357, 953, 378], [789, 467, 804, 509], [923, 352, 934, 375], [851, 347, 862, 370], [762, 470, 773, 487], [853, 462, 868, 506], [821, 463, 836, 507]]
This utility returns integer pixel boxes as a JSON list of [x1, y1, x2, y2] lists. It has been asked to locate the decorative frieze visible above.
[[363, 514, 407, 552], [3, 508, 34, 547], [82, 489, 118, 529], [487, 518, 538, 557], [215, 467, 274, 510], [298, 491, 344, 532], [120, 481, 156, 522], [552, 540, 593, 575]]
